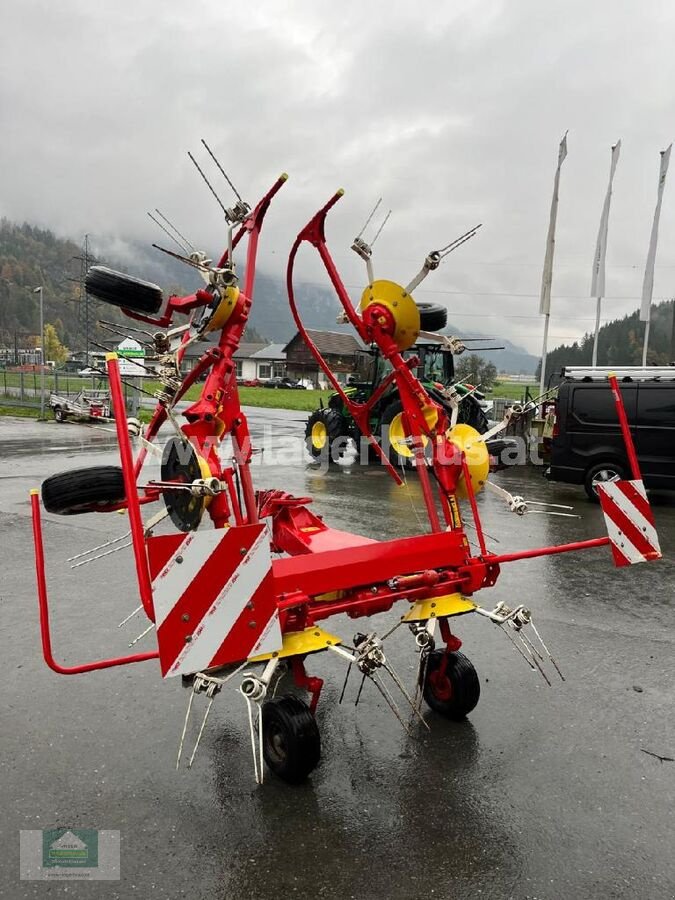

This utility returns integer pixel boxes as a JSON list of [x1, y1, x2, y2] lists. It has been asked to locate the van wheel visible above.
[[584, 462, 625, 502]]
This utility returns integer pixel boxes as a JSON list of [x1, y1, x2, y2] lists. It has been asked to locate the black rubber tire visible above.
[[53, 407, 66, 423], [305, 408, 347, 461], [262, 695, 321, 784], [422, 650, 480, 720], [584, 461, 626, 503], [416, 302, 447, 333], [457, 396, 489, 434], [41, 466, 126, 515], [85, 265, 163, 314]]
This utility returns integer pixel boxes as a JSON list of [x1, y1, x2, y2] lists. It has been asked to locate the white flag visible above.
[[640, 144, 672, 322], [539, 132, 568, 315], [590, 141, 621, 299]]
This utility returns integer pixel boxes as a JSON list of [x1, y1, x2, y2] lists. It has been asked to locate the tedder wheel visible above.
[[416, 302, 448, 333], [41, 466, 126, 515], [53, 407, 66, 423], [305, 408, 346, 461], [85, 265, 163, 314], [584, 461, 625, 503], [262, 695, 321, 784], [421, 650, 480, 720]]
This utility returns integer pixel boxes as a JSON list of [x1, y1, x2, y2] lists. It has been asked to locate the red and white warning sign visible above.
[[598, 479, 661, 567], [146, 523, 282, 677]]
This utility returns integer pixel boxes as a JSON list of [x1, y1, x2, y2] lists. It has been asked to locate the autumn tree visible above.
[[43, 322, 69, 365]]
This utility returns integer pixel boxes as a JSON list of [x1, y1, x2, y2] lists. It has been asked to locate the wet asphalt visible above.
[[1, 410, 674, 899]]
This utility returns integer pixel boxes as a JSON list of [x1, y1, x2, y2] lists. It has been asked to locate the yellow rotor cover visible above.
[[360, 280, 421, 351], [447, 423, 490, 498], [203, 285, 240, 334]]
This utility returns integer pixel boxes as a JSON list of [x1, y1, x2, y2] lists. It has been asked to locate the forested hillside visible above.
[[0, 221, 265, 352], [537, 300, 675, 378]]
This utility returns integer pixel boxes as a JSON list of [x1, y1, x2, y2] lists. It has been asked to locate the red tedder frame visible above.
[[32, 177, 655, 682]]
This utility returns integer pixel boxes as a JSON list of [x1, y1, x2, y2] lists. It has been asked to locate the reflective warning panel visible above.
[[598, 479, 661, 567], [147, 523, 282, 677]]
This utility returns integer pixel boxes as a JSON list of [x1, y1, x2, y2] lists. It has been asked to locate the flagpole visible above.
[[642, 320, 651, 367], [539, 312, 551, 398], [641, 144, 672, 366], [591, 141, 621, 368], [592, 297, 602, 366], [539, 132, 568, 399]]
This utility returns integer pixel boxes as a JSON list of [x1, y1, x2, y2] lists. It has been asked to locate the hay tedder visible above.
[[31, 154, 662, 784]]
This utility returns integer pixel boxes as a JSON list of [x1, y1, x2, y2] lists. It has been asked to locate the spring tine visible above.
[[67, 530, 131, 562], [514, 630, 552, 686], [414, 648, 430, 710], [176, 687, 197, 769], [155, 208, 196, 251], [356, 198, 382, 240], [258, 703, 265, 786], [380, 619, 403, 643], [499, 623, 537, 670], [354, 673, 367, 707], [370, 210, 392, 247], [128, 622, 154, 647], [188, 150, 230, 218], [147, 211, 189, 254], [200, 139, 243, 202], [383, 661, 430, 731], [530, 620, 565, 681], [438, 224, 482, 256], [515, 626, 546, 663], [244, 695, 261, 784], [118, 604, 143, 628], [338, 662, 353, 704], [71, 541, 132, 569], [372, 672, 412, 736], [187, 693, 217, 769], [151, 242, 212, 273]]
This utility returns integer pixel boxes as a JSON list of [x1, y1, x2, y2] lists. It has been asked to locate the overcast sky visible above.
[[3, 0, 675, 354]]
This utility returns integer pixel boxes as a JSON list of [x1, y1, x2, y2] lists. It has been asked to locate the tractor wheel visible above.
[[416, 302, 447, 333], [41, 466, 126, 515], [85, 266, 163, 314], [53, 407, 66, 423], [262, 695, 321, 784], [421, 650, 480, 720], [457, 396, 489, 434], [305, 408, 346, 461], [381, 400, 430, 468]]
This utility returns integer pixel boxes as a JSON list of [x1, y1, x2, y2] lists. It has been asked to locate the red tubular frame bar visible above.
[[608, 373, 642, 479], [107, 353, 155, 620], [30, 492, 158, 674], [286, 191, 463, 532]]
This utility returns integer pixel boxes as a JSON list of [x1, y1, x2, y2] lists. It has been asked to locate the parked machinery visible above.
[[30, 163, 662, 784]]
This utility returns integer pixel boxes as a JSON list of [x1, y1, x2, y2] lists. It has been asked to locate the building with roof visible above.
[[179, 339, 287, 381], [283, 329, 366, 387]]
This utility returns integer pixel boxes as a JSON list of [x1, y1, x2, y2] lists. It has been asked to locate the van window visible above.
[[570, 385, 636, 426], [638, 387, 675, 427]]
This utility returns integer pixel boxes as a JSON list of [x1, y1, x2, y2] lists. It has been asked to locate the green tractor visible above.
[[306, 335, 494, 464]]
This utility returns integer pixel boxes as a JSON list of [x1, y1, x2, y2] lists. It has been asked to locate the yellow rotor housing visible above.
[[446, 423, 490, 498], [360, 280, 421, 351]]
